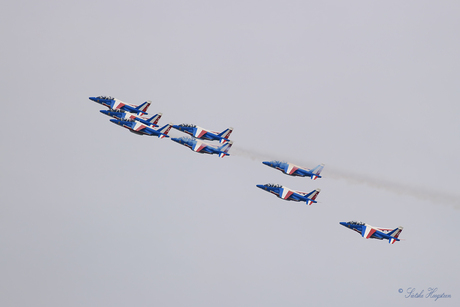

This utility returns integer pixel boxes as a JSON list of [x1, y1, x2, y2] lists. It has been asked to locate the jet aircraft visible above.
[[100, 110, 162, 127], [172, 124, 233, 143], [170, 136, 233, 158], [256, 184, 321, 205], [89, 96, 151, 114], [110, 119, 172, 138], [262, 161, 324, 180], [339, 221, 403, 244]]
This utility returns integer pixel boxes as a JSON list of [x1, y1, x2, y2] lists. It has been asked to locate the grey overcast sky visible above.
[[1, 1, 459, 306]]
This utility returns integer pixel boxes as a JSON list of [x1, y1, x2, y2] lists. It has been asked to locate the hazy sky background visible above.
[[1, 1, 459, 306]]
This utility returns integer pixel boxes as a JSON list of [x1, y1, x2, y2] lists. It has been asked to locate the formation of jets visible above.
[[258, 159, 323, 205], [89, 96, 234, 157], [257, 156, 403, 244], [89, 96, 404, 244]]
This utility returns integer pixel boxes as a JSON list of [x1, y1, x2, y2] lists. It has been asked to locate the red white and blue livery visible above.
[[172, 124, 233, 144], [110, 119, 172, 139], [340, 221, 404, 244], [263, 161, 324, 180], [256, 184, 321, 205], [171, 136, 233, 158], [100, 109, 162, 127], [89, 96, 151, 115]]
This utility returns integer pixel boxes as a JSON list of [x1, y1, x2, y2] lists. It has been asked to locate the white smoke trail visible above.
[[231, 146, 273, 161], [326, 168, 460, 209], [232, 145, 460, 209]]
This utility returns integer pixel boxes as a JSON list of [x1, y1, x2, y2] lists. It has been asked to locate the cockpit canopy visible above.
[[269, 160, 287, 167], [347, 221, 364, 225], [265, 183, 282, 188], [178, 124, 196, 128], [96, 96, 114, 100], [177, 136, 195, 142]]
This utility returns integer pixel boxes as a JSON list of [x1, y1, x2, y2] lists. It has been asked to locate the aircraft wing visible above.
[[131, 121, 148, 132], [361, 226, 377, 239], [279, 188, 294, 200], [193, 127, 208, 139], [112, 100, 126, 110], [192, 141, 207, 152], [285, 163, 299, 175]]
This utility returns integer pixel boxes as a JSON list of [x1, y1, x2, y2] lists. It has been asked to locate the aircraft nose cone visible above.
[[89, 97, 98, 102], [100, 110, 109, 115], [171, 138, 180, 143], [339, 222, 347, 227], [262, 161, 270, 166], [109, 119, 119, 124], [172, 125, 180, 130], [256, 184, 264, 189]]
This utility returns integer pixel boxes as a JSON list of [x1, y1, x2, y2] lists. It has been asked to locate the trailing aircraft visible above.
[[339, 221, 403, 244], [172, 124, 233, 143], [110, 119, 172, 138], [256, 184, 321, 205], [170, 136, 233, 158], [100, 109, 162, 127], [262, 161, 324, 180], [89, 96, 151, 114]]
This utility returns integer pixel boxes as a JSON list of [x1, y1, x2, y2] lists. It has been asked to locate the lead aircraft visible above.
[[172, 124, 233, 144], [256, 184, 321, 205], [110, 119, 172, 139], [339, 221, 403, 244], [170, 136, 233, 158], [89, 96, 151, 114], [100, 109, 162, 127], [262, 161, 324, 180]]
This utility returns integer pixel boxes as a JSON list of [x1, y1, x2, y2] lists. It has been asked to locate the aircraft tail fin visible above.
[[136, 100, 151, 113], [305, 188, 321, 205], [388, 226, 403, 244], [218, 127, 234, 143], [218, 141, 233, 158], [310, 164, 325, 180], [147, 113, 162, 126], [157, 123, 173, 139]]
